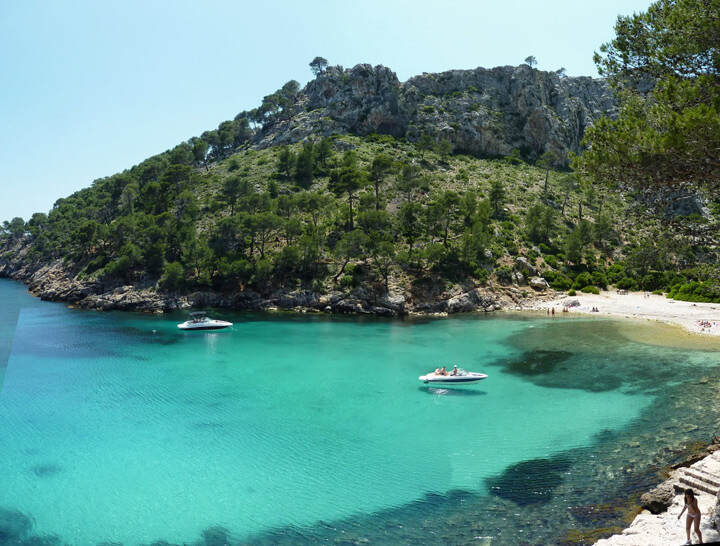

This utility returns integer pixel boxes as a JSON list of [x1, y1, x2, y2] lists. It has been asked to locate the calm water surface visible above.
[[1, 278, 719, 545]]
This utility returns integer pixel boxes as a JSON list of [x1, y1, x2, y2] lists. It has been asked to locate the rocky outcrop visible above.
[[253, 63, 615, 161], [639, 481, 675, 514]]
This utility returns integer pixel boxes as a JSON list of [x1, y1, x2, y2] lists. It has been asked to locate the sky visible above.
[[0, 0, 652, 223]]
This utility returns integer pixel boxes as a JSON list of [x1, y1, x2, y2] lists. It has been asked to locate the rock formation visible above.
[[254, 63, 615, 161]]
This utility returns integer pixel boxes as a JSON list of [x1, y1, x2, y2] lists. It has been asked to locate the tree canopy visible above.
[[579, 0, 720, 193]]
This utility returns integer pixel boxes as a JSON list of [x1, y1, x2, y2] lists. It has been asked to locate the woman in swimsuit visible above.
[[677, 488, 703, 544]]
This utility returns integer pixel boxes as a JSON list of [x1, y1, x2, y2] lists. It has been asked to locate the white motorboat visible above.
[[419, 367, 488, 384], [177, 312, 232, 331]]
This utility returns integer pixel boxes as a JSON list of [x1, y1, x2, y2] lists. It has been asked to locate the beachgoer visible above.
[[677, 488, 703, 544], [551, 307, 555, 316]]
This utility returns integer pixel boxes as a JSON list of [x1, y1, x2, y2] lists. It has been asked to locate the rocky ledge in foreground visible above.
[[597, 439, 720, 545]]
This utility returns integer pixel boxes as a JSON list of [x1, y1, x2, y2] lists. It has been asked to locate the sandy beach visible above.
[[532, 291, 720, 338]]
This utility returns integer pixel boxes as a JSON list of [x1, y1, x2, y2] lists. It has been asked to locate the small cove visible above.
[[1, 279, 719, 545]]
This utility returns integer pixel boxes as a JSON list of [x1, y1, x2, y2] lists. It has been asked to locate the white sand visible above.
[[533, 291, 720, 337]]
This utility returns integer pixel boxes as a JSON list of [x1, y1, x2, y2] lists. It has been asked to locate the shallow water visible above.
[[1, 279, 719, 545]]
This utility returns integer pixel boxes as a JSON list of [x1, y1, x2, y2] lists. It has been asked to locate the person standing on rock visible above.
[[677, 488, 703, 544]]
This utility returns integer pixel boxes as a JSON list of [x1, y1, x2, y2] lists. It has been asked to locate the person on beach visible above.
[[677, 488, 703, 544]]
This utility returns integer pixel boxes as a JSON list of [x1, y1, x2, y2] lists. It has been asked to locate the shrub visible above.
[[616, 277, 637, 290], [544, 255, 558, 268], [591, 271, 608, 289], [495, 265, 513, 284], [581, 285, 600, 294], [159, 261, 185, 291], [640, 271, 666, 291], [568, 289, 577, 296], [572, 272, 593, 290]]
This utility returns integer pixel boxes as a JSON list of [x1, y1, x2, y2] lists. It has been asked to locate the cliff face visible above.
[[254, 64, 615, 161]]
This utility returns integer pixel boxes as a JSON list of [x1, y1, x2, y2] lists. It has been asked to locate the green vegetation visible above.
[[580, 0, 720, 192], [4, 123, 716, 302]]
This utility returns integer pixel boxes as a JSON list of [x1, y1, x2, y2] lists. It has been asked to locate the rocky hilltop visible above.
[[254, 63, 615, 161]]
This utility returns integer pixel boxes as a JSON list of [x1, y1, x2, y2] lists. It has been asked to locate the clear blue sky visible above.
[[0, 0, 651, 223]]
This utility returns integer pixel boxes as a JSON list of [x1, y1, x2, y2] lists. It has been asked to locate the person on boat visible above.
[[677, 488, 702, 544], [451, 365, 458, 376], [435, 367, 441, 375], [440, 366, 448, 375]]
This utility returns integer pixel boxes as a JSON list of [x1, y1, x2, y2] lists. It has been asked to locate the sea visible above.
[[1, 277, 719, 545]]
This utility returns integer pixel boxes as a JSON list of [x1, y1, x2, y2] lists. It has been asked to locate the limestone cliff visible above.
[[253, 63, 615, 161]]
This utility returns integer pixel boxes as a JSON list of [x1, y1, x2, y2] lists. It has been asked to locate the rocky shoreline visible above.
[[0, 245, 548, 317], [596, 438, 720, 545]]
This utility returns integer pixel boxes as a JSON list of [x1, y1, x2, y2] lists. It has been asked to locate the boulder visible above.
[[515, 256, 537, 275], [639, 480, 675, 514], [529, 277, 550, 290]]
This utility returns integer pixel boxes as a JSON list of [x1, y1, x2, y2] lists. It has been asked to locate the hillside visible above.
[[1, 62, 718, 313]]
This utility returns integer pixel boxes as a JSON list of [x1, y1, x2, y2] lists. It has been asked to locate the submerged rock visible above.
[[0, 508, 33, 543]]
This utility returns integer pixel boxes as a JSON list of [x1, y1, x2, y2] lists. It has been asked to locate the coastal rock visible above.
[[639, 480, 675, 514], [515, 257, 537, 275], [529, 277, 550, 291]]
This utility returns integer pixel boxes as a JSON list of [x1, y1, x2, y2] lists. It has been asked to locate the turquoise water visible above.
[[1, 278, 719, 545]]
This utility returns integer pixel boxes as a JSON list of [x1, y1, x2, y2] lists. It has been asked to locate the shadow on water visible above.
[[418, 386, 487, 396]]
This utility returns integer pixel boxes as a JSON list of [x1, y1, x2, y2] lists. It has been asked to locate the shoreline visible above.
[[595, 448, 720, 545], [529, 291, 720, 338]]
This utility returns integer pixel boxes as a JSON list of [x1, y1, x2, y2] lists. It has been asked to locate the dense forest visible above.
[[1, 0, 719, 308]]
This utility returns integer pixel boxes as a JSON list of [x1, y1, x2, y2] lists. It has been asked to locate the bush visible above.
[[616, 277, 637, 290], [495, 265, 513, 284], [544, 270, 572, 290], [591, 271, 608, 289], [572, 272, 593, 290], [568, 289, 577, 296], [159, 261, 185, 291], [544, 255, 558, 268], [581, 285, 600, 294], [606, 263, 626, 284], [640, 271, 666, 291]]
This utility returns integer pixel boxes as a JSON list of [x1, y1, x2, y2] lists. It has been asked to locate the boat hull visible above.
[[177, 321, 232, 331], [418, 373, 488, 384]]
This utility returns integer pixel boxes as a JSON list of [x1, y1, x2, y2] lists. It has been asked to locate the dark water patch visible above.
[[30, 463, 62, 478], [505, 349, 571, 376], [495, 344, 696, 394], [495, 350, 624, 392], [486, 454, 573, 506], [0, 507, 33, 543]]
